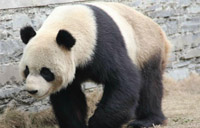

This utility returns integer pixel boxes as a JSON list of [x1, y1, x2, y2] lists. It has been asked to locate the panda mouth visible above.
[[37, 88, 52, 99]]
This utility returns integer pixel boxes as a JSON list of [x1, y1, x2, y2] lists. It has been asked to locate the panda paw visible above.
[[127, 120, 151, 128], [127, 118, 167, 128]]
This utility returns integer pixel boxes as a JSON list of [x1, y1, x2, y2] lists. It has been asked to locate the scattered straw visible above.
[[0, 73, 200, 128]]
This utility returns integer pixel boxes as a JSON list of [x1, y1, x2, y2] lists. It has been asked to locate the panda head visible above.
[[19, 26, 76, 99]]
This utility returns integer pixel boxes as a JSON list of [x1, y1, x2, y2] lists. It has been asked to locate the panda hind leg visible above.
[[128, 55, 167, 128]]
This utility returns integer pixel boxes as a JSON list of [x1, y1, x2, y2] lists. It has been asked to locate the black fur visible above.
[[50, 81, 87, 128], [50, 5, 140, 128], [40, 67, 55, 82], [50, 5, 165, 128], [27, 90, 38, 95], [128, 54, 166, 128], [20, 26, 36, 44], [56, 30, 76, 50], [24, 66, 29, 78]]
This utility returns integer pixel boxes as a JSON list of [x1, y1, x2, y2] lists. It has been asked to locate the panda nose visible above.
[[27, 90, 38, 95]]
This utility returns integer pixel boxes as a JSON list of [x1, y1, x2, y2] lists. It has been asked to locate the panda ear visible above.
[[20, 26, 36, 44], [56, 30, 76, 50]]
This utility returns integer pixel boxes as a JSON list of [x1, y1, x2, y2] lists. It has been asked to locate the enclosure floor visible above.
[[0, 73, 200, 128]]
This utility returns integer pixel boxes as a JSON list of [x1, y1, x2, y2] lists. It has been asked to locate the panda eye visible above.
[[24, 66, 29, 78], [40, 67, 55, 82]]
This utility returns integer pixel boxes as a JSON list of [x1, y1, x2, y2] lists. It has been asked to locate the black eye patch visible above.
[[24, 66, 29, 78], [40, 67, 55, 82]]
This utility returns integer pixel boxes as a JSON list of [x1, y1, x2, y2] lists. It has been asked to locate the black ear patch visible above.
[[56, 30, 76, 50], [20, 26, 36, 44]]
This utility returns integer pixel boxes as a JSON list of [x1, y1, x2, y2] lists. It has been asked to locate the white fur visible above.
[[89, 3, 138, 66], [103, 2, 171, 68], [19, 2, 171, 99], [19, 5, 97, 98], [25, 75, 51, 99], [37, 5, 97, 67]]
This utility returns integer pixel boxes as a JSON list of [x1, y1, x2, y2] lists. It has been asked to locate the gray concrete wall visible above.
[[0, 0, 200, 112], [0, 0, 85, 9]]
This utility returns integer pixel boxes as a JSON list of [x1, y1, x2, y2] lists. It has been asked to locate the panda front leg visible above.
[[50, 81, 87, 128], [88, 72, 140, 128]]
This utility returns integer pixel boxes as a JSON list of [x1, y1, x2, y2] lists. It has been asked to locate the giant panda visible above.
[[19, 2, 171, 128]]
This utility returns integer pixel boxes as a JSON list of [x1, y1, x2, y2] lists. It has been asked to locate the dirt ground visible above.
[[157, 73, 200, 128], [0, 73, 200, 128]]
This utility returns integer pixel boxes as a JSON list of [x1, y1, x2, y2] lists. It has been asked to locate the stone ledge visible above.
[[0, 0, 85, 9], [0, 63, 22, 86]]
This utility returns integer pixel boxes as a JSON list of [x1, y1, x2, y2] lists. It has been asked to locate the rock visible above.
[[0, 104, 7, 114], [178, 0, 191, 7], [188, 64, 196, 70], [12, 14, 32, 30], [181, 21, 200, 33], [0, 63, 22, 85], [131, 0, 142, 7], [197, 0, 200, 3], [149, 9, 175, 18], [15, 90, 36, 105], [0, 30, 7, 40], [82, 82, 97, 90], [17, 97, 50, 112], [0, 40, 24, 64], [166, 68, 190, 80], [187, 6, 200, 13], [0, 98, 11, 105], [172, 61, 191, 68], [0, 85, 21, 99], [168, 53, 177, 62], [183, 48, 200, 59], [191, 32, 200, 47], [170, 34, 199, 51], [196, 65, 200, 73], [196, 58, 200, 63], [7, 99, 18, 108], [166, 21, 178, 35]]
